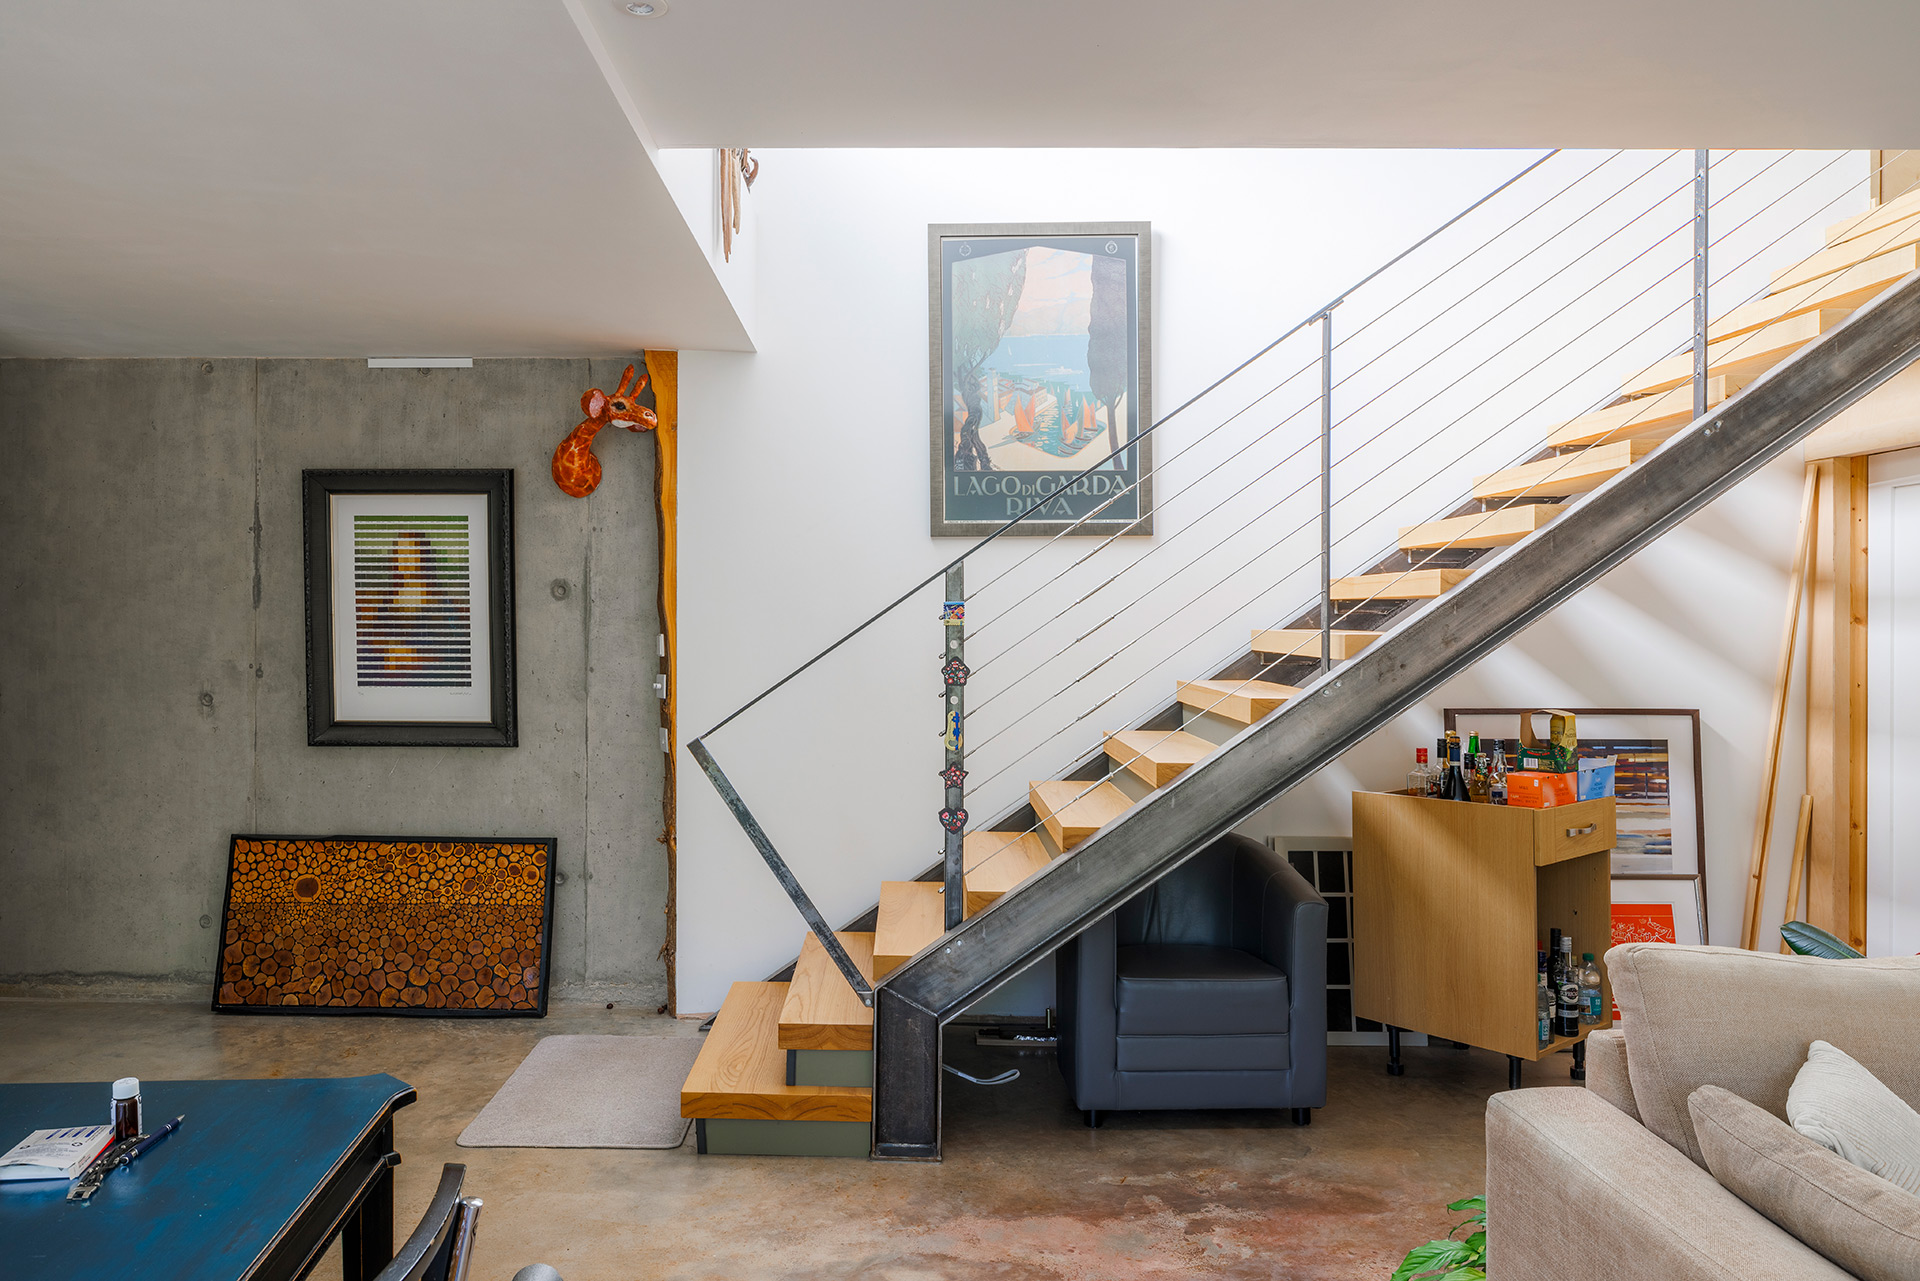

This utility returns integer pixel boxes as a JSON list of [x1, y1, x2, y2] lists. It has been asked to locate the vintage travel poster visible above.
[[930, 223, 1151, 537]]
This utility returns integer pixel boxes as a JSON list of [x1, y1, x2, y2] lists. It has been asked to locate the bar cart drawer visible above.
[[1534, 798, 1616, 867]]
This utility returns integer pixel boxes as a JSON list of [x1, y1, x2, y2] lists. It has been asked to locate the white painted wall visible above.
[[656, 149, 758, 339], [674, 148, 1866, 1015]]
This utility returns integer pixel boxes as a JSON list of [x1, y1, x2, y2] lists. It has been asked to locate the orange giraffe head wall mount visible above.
[[552, 364, 658, 497]]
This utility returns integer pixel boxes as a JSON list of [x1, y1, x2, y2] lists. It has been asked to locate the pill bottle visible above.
[[111, 1077, 142, 1143]]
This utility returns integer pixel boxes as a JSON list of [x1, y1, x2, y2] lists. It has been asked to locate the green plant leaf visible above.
[[1436, 1269, 1486, 1280], [1460, 1230, 1486, 1258], [1781, 922, 1864, 959], [1391, 1240, 1475, 1281], [1444, 1196, 1486, 1215]]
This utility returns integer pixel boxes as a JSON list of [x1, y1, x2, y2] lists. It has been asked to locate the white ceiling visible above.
[[581, 0, 1920, 148], [0, 2, 749, 357], [7, 1, 1920, 357]]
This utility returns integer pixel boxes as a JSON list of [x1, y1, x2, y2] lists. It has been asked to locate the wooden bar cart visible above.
[[1352, 791, 1616, 1089]]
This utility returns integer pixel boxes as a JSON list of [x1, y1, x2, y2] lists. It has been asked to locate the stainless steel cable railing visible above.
[[688, 149, 1900, 1006]]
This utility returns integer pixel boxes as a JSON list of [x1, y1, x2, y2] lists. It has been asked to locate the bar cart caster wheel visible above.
[[1291, 1108, 1312, 1126], [1570, 1038, 1587, 1083], [1508, 1055, 1523, 1091], [1386, 1025, 1406, 1076]]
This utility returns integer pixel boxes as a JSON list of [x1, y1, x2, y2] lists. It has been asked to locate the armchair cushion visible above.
[[1114, 944, 1289, 1037], [1116, 1034, 1290, 1073]]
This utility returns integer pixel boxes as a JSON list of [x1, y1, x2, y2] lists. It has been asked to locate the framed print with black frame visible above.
[[929, 222, 1152, 538], [304, 469, 517, 746]]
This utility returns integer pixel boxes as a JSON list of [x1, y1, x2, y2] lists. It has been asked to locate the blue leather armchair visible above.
[[1056, 833, 1328, 1126]]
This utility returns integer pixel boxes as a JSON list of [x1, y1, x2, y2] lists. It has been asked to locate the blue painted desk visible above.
[[0, 1075, 416, 1281]]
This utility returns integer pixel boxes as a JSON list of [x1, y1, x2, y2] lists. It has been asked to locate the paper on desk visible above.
[[0, 1125, 114, 1181]]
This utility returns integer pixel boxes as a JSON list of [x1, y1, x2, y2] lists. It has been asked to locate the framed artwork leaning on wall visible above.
[[929, 222, 1152, 538], [303, 469, 517, 746]]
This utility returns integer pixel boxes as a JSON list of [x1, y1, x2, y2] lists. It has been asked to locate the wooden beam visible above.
[[1849, 460, 1869, 951], [645, 349, 678, 1014], [1778, 795, 1813, 954], [1806, 458, 1869, 951], [1740, 470, 1817, 950]]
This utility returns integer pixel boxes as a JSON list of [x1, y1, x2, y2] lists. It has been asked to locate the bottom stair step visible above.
[[681, 980, 871, 1149], [778, 931, 874, 1052]]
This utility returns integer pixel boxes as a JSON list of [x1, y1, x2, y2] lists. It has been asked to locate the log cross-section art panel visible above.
[[214, 834, 557, 1017]]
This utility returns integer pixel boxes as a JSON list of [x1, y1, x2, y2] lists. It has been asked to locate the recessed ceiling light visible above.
[[624, 2, 666, 14]]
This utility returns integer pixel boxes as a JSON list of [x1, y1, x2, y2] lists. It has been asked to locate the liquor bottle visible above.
[[1441, 733, 1469, 801], [1536, 947, 1552, 1047], [1408, 748, 1432, 796], [1488, 740, 1510, 806], [1557, 936, 1582, 1039], [1547, 928, 1565, 1041], [1469, 753, 1491, 803], [1580, 953, 1604, 1025]]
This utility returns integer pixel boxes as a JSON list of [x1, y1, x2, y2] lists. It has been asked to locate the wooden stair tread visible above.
[[1772, 209, 1920, 294], [1328, 569, 1470, 602], [1030, 778, 1134, 850], [1472, 439, 1657, 501], [1175, 677, 1299, 725], [1397, 503, 1562, 551], [1825, 183, 1920, 248], [962, 831, 1052, 914], [879, 883, 952, 983], [681, 981, 871, 1123], [1104, 728, 1216, 787], [1710, 244, 1917, 344], [873, 881, 952, 979], [778, 932, 874, 1052], [1543, 376, 1739, 451], [1250, 628, 1380, 660], [1622, 309, 1852, 399]]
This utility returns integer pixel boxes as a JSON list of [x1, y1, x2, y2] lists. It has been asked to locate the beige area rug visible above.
[[457, 1034, 702, 1149]]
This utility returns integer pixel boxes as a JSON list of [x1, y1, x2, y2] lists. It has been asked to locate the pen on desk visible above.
[[127, 1115, 184, 1164]]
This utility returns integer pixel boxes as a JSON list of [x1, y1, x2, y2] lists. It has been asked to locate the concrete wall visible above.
[[0, 358, 669, 1005]]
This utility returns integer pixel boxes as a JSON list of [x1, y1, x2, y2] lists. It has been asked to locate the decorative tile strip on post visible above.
[[939, 568, 967, 931]]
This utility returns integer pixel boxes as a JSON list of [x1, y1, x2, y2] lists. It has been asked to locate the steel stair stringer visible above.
[[870, 268, 1920, 1162]]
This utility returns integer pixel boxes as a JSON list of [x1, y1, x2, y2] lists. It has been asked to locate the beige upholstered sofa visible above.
[[1486, 943, 1920, 1281]]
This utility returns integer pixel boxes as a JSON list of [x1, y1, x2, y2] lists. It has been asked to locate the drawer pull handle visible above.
[[1566, 824, 1597, 838]]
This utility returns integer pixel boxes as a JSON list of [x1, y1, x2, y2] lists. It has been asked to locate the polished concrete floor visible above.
[[0, 1000, 1577, 1279]]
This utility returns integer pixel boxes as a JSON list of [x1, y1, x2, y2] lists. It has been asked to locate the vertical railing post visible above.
[[939, 565, 967, 931], [1693, 148, 1710, 421], [1319, 306, 1337, 675]]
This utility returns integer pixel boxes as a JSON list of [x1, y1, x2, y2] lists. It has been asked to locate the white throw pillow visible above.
[[1788, 1039, 1920, 1196]]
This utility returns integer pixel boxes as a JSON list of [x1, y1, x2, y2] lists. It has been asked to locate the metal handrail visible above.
[[689, 149, 1561, 745], [689, 148, 1889, 1012], [684, 148, 1565, 1003], [959, 148, 1897, 874]]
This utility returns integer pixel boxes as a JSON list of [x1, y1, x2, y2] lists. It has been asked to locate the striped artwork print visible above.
[[353, 514, 472, 688]]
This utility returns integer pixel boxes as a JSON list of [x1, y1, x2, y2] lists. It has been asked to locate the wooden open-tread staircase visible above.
[[681, 177, 1920, 1159]]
